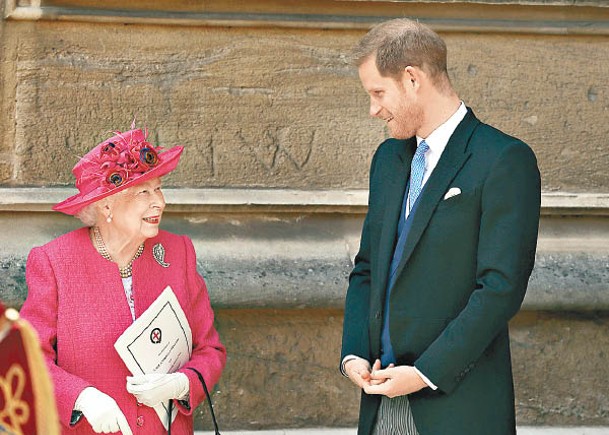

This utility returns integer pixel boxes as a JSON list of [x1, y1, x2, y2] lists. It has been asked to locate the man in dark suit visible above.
[[340, 18, 540, 435]]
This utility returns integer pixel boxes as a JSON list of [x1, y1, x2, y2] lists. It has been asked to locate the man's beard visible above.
[[389, 102, 424, 139]]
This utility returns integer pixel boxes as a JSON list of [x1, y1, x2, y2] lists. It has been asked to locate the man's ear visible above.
[[404, 66, 423, 90]]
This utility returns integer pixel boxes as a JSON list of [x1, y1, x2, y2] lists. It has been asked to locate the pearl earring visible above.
[[106, 214, 112, 223]]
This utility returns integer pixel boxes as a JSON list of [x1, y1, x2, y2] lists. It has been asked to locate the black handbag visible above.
[[167, 367, 221, 435]]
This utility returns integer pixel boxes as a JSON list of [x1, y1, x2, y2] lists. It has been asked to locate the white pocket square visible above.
[[443, 187, 461, 200]]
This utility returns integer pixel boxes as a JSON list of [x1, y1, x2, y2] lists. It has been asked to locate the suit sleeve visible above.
[[20, 247, 92, 427], [340, 150, 381, 366], [415, 141, 541, 393], [175, 236, 227, 415]]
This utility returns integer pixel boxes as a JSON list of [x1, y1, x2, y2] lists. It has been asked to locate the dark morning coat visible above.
[[341, 109, 541, 435]]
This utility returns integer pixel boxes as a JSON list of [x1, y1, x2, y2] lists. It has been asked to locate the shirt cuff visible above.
[[341, 354, 364, 378], [413, 366, 438, 390]]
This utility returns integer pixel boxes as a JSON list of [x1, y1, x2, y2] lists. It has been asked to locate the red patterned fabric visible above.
[[1, 306, 60, 434], [20, 228, 226, 434]]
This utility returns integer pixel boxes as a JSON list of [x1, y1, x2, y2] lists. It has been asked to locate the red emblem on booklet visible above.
[[150, 327, 162, 344]]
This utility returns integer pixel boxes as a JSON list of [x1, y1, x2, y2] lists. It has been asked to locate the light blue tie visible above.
[[408, 140, 430, 212]]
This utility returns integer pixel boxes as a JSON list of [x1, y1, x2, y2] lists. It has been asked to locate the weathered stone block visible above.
[[7, 22, 381, 189], [195, 309, 609, 430], [444, 33, 609, 192], [3, 21, 608, 192], [208, 308, 359, 430], [0, 161, 11, 183], [511, 311, 609, 425]]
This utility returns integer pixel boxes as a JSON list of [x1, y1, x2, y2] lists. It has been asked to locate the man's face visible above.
[[358, 56, 423, 139]]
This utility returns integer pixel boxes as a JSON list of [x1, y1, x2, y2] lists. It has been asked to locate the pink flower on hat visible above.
[[94, 131, 161, 189], [100, 161, 129, 188], [139, 146, 160, 168], [100, 142, 121, 161]]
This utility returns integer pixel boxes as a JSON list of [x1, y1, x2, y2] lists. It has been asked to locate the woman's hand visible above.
[[74, 387, 132, 434], [126, 373, 189, 407]]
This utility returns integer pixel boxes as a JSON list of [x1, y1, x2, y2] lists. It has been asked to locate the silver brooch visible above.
[[153, 243, 170, 268]]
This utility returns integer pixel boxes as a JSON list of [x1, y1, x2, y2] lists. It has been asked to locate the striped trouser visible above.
[[372, 395, 419, 435]]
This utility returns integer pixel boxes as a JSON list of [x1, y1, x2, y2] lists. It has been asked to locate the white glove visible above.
[[74, 387, 133, 435], [126, 372, 189, 407]]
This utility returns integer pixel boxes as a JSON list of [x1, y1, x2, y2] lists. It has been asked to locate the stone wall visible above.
[[2, 1, 608, 191], [1, 0, 609, 430]]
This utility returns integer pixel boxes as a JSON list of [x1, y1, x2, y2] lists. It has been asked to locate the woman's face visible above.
[[107, 177, 166, 243]]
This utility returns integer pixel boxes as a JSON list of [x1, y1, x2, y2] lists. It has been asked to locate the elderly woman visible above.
[[20, 123, 226, 434]]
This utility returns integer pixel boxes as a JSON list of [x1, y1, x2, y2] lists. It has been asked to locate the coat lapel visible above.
[[373, 138, 416, 300], [391, 110, 480, 283]]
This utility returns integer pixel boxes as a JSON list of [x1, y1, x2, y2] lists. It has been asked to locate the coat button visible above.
[[137, 415, 144, 427]]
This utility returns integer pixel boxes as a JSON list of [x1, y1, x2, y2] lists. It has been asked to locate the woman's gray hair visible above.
[[75, 202, 101, 226], [353, 18, 449, 84], [75, 189, 128, 226]]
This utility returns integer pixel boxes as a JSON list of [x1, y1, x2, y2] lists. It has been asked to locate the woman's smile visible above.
[[143, 215, 161, 224]]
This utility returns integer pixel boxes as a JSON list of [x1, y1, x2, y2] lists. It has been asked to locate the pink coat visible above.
[[20, 228, 226, 434]]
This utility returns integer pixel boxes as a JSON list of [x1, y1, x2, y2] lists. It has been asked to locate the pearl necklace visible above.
[[92, 226, 144, 278]]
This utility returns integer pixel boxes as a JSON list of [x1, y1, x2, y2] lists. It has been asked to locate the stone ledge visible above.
[[1, 188, 609, 216], [0, 188, 368, 214], [541, 192, 609, 216], [1, 189, 608, 311], [2, 251, 608, 311], [5, 0, 609, 35]]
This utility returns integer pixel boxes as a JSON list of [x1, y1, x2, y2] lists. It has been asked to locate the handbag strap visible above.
[[166, 369, 221, 435], [185, 367, 221, 435]]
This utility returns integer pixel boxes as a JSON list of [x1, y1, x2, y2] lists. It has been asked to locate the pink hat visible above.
[[53, 124, 183, 216]]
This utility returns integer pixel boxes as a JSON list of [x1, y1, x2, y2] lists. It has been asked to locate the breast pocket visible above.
[[435, 186, 480, 212], [427, 186, 482, 247]]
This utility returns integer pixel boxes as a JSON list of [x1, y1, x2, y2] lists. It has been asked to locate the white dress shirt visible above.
[[405, 102, 468, 218]]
